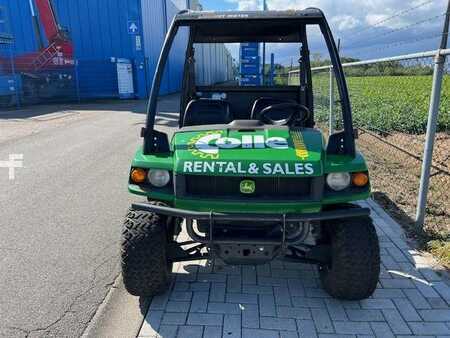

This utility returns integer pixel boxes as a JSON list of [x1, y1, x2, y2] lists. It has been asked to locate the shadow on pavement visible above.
[[0, 94, 180, 119], [372, 191, 415, 227], [372, 192, 449, 278]]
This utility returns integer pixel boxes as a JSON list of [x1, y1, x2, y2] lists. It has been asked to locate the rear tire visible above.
[[121, 207, 171, 296], [319, 216, 380, 300]]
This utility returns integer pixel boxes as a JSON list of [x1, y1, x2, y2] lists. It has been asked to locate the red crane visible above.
[[14, 0, 74, 72], [0, 0, 76, 103]]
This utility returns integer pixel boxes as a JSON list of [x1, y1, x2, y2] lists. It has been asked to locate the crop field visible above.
[[349, 75, 448, 133], [309, 73, 450, 266], [312, 74, 450, 133]]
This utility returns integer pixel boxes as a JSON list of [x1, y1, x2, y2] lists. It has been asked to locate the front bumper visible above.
[[132, 202, 370, 264], [131, 202, 370, 223], [132, 202, 369, 244]]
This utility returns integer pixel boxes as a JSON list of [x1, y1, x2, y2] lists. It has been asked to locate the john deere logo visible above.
[[240, 180, 255, 194]]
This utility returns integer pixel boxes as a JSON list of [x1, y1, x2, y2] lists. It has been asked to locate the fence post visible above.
[[74, 59, 81, 103], [415, 0, 450, 226], [328, 67, 335, 134]]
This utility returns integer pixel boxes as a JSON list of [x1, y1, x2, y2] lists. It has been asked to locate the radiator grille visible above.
[[183, 175, 313, 200]]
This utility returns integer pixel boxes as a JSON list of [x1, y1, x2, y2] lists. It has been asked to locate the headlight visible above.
[[326, 172, 351, 191], [147, 169, 170, 187]]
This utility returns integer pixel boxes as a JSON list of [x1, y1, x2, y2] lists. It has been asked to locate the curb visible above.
[[82, 275, 150, 338]]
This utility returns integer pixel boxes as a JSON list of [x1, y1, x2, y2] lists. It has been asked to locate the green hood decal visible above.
[[173, 128, 323, 177]]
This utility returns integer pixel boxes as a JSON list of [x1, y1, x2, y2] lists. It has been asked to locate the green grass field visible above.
[[347, 75, 449, 133], [291, 74, 450, 134]]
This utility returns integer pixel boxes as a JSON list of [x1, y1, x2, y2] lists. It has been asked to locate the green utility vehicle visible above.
[[122, 9, 380, 300]]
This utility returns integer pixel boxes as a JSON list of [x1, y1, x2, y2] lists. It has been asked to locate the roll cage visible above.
[[141, 8, 355, 157]]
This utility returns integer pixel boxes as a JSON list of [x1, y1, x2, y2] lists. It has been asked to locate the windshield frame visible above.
[[142, 9, 355, 158]]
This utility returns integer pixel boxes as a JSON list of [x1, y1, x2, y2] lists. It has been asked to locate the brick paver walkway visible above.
[[137, 199, 450, 337]]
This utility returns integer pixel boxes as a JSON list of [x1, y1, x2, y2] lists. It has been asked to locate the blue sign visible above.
[[128, 20, 139, 34]]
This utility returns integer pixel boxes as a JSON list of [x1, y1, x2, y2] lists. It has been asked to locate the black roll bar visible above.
[[142, 9, 355, 157]]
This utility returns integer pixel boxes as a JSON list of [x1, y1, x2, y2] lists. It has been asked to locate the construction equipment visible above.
[[0, 0, 74, 104]]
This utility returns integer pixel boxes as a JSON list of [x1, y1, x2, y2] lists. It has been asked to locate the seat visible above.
[[182, 99, 233, 127], [250, 97, 297, 120]]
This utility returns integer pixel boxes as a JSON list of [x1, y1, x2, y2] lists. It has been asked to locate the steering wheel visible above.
[[259, 102, 311, 126]]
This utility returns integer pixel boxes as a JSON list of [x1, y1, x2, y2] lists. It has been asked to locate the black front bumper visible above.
[[131, 202, 370, 223], [131, 202, 370, 264], [131, 202, 370, 244]]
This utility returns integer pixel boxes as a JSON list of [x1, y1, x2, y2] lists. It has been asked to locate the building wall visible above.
[[195, 43, 234, 86], [166, 0, 188, 94], [52, 0, 148, 98], [0, 5, 10, 34], [0, 0, 232, 102], [140, 0, 167, 95], [0, 0, 144, 58], [0, 1, 37, 53], [54, 0, 142, 59], [0, 0, 151, 99], [140, 0, 233, 95]]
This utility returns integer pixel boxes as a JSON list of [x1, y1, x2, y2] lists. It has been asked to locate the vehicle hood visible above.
[[172, 128, 324, 177]]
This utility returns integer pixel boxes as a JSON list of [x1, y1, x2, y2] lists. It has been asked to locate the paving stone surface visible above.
[[137, 200, 450, 338]]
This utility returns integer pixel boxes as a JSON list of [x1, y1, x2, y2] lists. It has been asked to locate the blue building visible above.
[[0, 0, 231, 104]]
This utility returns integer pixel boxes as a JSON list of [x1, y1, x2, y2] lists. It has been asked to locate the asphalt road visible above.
[[0, 97, 179, 337]]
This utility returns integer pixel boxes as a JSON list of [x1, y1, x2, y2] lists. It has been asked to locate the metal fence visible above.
[[0, 33, 19, 108], [0, 54, 130, 108], [0, 45, 234, 110], [289, 49, 450, 240]]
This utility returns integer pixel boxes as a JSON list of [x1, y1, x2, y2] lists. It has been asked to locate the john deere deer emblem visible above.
[[240, 180, 255, 194]]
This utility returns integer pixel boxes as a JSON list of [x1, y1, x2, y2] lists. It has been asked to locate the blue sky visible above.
[[200, 0, 236, 11], [195, 0, 448, 61]]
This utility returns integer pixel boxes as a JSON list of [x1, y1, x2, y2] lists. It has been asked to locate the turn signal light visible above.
[[352, 172, 369, 187], [130, 168, 147, 183]]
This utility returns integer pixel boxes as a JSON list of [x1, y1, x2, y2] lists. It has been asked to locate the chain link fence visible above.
[[290, 50, 449, 248], [0, 33, 20, 108], [0, 48, 234, 109], [0, 54, 138, 108]]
